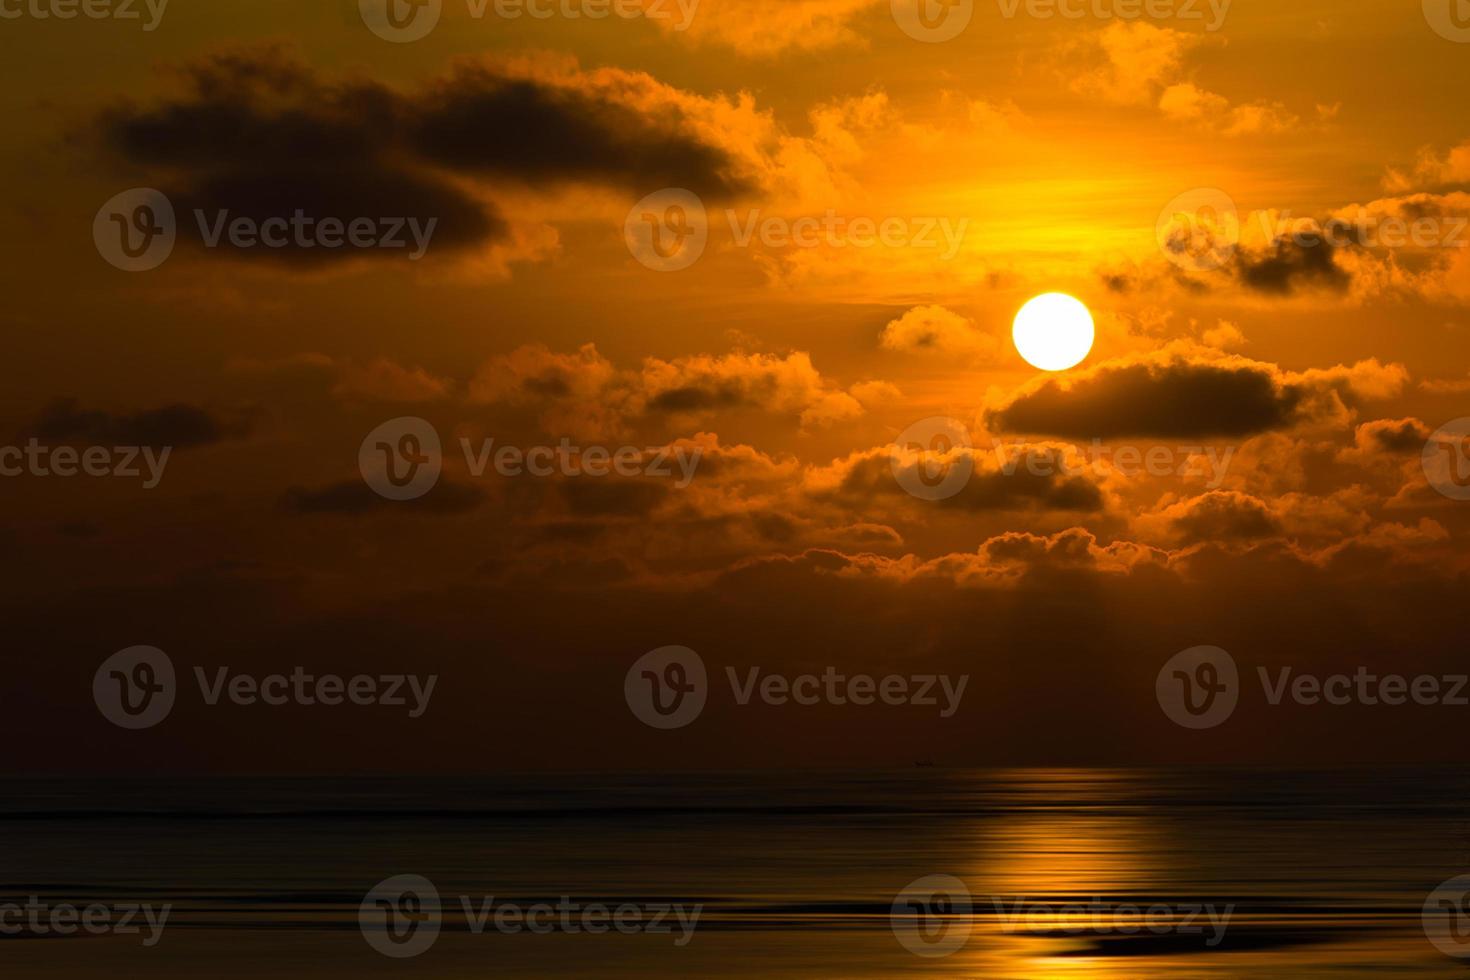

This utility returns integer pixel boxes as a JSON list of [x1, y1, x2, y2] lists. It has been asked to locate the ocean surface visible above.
[[3, 769, 1468, 977]]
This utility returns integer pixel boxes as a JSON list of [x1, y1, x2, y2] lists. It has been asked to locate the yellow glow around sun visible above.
[[1012, 293, 1095, 371]]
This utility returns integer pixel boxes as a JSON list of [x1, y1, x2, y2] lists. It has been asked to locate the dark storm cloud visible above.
[[1230, 237, 1352, 296], [1108, 224, 1354, 298], [96, 47, 751, 263], [987, 359, 1305, 438], [28, 398, 249, 449], [827, 446, 1106, 513], [408, 65, 751, 198]]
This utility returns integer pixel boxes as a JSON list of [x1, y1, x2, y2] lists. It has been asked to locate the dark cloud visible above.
[[1356, 417, 1431, 453], [988, 358, 1303, 438], [408, 67, 751, 198], [97, 47, 750, 265], [28, 398, 249, 449], [1231, 237, 1352, 296], [828, 446, 1106, 513], [645, 384, 748, 413], [1116, 221, 1356, 298]]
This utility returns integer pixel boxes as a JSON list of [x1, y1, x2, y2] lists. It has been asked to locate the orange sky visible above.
[[3, 0, 1469, 769]]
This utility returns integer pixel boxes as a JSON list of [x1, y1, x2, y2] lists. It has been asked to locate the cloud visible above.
[[986, 349, 1407, 438], [1139, 490, 1283, 545], [1231, 236, 1352, 296], [331, 360, 454, 403], [1353, 417, 1431, 454], [879, 305, 1000, 360], [724, 527, 1165, 591], [227, 354, 453, 403], [1070, 23, 1299, 136], [468, 344, 871, 435], [646, 0, 881, 56], [1421, 375, 1470, 395], [1160, 83, 1297, 135], [1071, 22, 1200, 105], [405, 58, 754, 198], [640, 350, 866, 428], [1201, 320, 1247, 349], [808, 443, 1108, 513], [1383, 139, 1470, 193], [1135, 189, 1470, 303], [27, 399, 249, 449], [96, 47, 759, 269]]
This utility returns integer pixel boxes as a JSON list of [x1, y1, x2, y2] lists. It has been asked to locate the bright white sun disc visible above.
[[1012, 293, 1095, 371]]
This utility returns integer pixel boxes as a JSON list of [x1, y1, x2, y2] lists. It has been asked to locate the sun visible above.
[[1012, 293, 1095, 371]]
